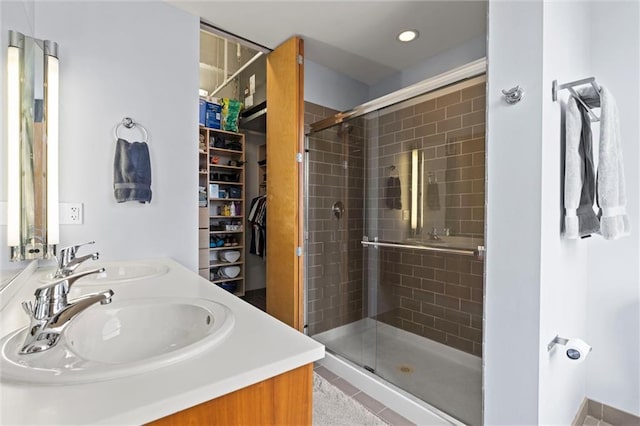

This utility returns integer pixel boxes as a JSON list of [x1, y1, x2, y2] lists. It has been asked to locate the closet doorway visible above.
[[200, 24, 305, 329]]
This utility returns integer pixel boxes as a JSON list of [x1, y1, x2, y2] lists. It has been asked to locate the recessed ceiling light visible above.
[[397, 30, 419, 43]]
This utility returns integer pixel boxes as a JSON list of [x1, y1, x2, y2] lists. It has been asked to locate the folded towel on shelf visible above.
[[563, 94, 599, 238], [113, 138, 152, 203], [385, 176, 402, 210], [597, 86, 629, 239]]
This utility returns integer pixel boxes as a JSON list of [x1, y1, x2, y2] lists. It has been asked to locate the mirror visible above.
[[7, 30, 59, 261]]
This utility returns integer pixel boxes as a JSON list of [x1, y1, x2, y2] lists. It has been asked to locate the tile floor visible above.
[[241, 288, 266, 311], [314, 366, 629, 426], [314, 363, 415, 426]]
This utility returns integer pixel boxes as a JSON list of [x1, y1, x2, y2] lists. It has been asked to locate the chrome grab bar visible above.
[[361, 240, 485, 259]]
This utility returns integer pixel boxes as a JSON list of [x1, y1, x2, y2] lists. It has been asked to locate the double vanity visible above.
[[0, 258, 324, 424]]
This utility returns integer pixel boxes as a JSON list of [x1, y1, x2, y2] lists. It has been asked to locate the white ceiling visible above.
[[170, 1, 487, 86]]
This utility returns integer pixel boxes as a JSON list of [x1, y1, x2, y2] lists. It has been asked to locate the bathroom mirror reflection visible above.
[[7, 30, 59, 261]]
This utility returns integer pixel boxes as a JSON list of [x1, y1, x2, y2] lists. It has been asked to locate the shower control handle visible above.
[[331, 201, 345, 219]]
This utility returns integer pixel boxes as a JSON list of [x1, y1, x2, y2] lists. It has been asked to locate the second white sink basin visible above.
[[40, 261, 170, 284], [0, 297, 234, 384]]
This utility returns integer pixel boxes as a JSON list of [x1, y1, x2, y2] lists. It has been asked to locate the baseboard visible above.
[[572, 398, 640, 426]]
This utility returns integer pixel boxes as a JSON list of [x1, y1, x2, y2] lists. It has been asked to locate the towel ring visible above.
[[114, 117, 149, 143]]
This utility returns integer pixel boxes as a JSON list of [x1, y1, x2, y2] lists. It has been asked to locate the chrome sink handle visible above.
[[55, 241, 98, 278], [20, 267, 113, 355], [58, 240, 95, 267]]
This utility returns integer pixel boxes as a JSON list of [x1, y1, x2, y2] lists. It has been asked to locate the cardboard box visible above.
[[199, 98, 207, 126], [205, 102, 222, 129]]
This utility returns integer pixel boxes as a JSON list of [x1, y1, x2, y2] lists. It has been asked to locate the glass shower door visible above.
[[305, 115, 377, 370], [306, 75, 486, 426], [363, 79, 486, 426]]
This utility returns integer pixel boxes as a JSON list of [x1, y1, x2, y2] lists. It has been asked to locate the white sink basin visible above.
[[40, 261, 169, 284], [0, 298, 234, 384]]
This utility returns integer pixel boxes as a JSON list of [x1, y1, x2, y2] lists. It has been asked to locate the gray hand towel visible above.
[[385, 177, 402, 210], [113, 138, 152, 203], [597, 86, 630, 239], [563, 95, 599, 238], [427, 181, 440, 211]]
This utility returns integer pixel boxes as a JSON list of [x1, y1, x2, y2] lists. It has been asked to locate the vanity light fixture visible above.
[[397, 30, 419, 43], [411, 149, 418, 230], [6, 31, 59, 260], [7, 31, 23, 254], [45, 40, 60, 245]]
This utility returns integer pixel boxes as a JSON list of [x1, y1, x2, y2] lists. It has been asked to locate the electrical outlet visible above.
[[60, 203, 83, 224]]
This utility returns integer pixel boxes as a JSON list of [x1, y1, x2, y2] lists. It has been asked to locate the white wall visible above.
[[368, 35, 486, 100], [488, 1, 640, 423], [32, 1, 200, 270], [587, 1, 640, 416], [0, 0, 36, 271], [485, 2, 544, 423], [305, 33, 486, 116], [304, 59, 369, 112], [538, 2, 591, 424]]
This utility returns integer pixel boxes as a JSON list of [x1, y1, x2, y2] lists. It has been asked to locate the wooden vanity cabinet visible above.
[[149, 363, 312, 425]]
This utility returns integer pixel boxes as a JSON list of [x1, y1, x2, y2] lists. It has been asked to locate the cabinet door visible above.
[[266, 36, 304, 330]]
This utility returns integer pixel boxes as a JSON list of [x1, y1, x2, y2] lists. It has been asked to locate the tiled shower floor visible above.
[[313, 319, 482, 426]]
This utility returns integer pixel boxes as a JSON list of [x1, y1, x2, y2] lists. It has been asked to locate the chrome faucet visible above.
[[20, 268, 114, 354], [428, 227, 441, 241], [54, 241, 99, 278]]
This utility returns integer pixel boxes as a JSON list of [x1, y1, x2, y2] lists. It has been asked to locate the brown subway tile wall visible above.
[[306, 102, 366, 335], [374, 81, 486, 241], [376, 249, 484, 357], [373, 81, 486, 356]]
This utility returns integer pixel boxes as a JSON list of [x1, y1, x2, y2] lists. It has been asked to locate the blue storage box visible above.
[[205, 102, 222, 129], [199, 98, 207, 126]]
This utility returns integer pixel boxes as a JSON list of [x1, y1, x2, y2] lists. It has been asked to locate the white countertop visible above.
[[0, 258, 324, 425]]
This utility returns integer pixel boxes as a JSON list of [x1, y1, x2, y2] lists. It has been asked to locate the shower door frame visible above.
[[308, 59, 487, 134]]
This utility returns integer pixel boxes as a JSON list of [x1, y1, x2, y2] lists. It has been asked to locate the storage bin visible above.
[[199, 98, 207, 126], [205, 102, 222, 129]]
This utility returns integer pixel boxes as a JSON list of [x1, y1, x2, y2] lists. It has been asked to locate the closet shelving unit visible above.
[[198, 126, 246, 297]]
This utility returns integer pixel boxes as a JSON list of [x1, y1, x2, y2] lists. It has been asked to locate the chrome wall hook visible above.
[[122, 117, 135, 129], [502, 86, 524, 104]]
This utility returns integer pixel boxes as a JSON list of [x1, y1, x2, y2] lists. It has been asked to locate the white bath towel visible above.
[[597, 86, 630, 239]]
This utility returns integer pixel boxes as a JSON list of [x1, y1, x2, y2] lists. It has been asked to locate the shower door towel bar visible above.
[[361, 240, 485, 259], [552, 77, 601, 122]]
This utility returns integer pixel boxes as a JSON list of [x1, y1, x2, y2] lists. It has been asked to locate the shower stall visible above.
[[305, 69, 486, 425]]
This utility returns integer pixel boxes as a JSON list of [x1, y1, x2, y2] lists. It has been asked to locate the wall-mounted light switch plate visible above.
[[60, 203, 83, 225]]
